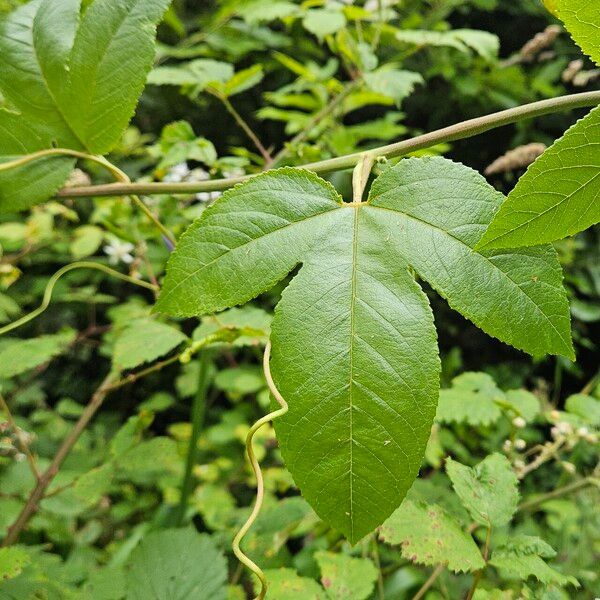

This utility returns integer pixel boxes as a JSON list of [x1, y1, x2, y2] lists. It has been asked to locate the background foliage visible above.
[[0, 0, 598, 598]]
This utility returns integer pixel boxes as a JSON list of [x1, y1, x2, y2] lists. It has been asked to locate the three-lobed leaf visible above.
[[0, 0, 172, 213], [478, 106, 600, 249], [157, 158, 572, 542]]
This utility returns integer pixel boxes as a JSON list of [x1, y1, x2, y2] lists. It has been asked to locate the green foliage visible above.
[[0, 547, 29, 581], [314, 551, 377, 600], [552, 0, 600, 65], [0, 0, 170, 213], [0, 329, 75, 378], [158, 159, 572, 541], [479, 107, 600, 249], [112, 318, 187, 372], [0, 0, 598, 597], [379, 499, 485, 573], [257, 568, 326, 599], [126, 529, 227, 600], [446, 454, 519, 527], [489, 535, 579, 588]]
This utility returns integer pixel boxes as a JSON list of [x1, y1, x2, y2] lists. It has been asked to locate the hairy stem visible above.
[[55, 91, 600, 198], [175, 351, 211, 525], [232, 341, 288, 600]]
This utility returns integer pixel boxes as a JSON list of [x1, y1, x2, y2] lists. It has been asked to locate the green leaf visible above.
[[70, 225, 104, 259], [222, 65, 264, 97], [553, 0, 600, 65], [193, 306, 271, 348], [436, 372, 503, 426], [126, 529, 227, 600], [0, 329, 76, 378], [364, 67, 423, 107], [256, 569, 326, 599], [395, 29, 499, 60], [368, 159, 573, 359], [502, 389, 540, 422], [157, 159, 572, 541], [148, 59, 234, 88], [379, 500, 484, 573], [478, 106, 600, 249], [0, 0, 170, 213], [113, 319, 187, 371], [446, 454, 519, 527], [489, 535, 579, 588], [314, 552, 377, 600], [565, 393, 600, 426], [0, 547, 30, 581], [303, 9, 346, 41]]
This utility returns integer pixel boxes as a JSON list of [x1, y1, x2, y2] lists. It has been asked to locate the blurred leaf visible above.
[[0, 329, 76, 378], [489, 535, 579, 588], [126, 529, 227, 600], [314, 552, 377, 600], [71, 225, 104, 259], [379, 500, 484, 573], [565, 394, 600, 426], [113, 319, 187, 371], [0, 547, 30, 581], [446, 454, 519, 527], [436, 372, 504, 426], [303, 9, 346, 41], [257, 568, 326, 599], [148, 59, 234, 88]]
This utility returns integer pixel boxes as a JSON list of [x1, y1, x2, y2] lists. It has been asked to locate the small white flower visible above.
[[556, 421, 572, 435], [188, 167, 210, 182], [222, 167, 245, 179], [195, 191, 223, 203], [104, 239, 135, 265], [164, 162, 190, 183], [514, 438, 527, 450], [502, 439, 512, 452], [512, 416, 526, 429]]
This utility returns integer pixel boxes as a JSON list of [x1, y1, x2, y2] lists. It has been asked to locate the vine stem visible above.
[[412, 564, 445, 600], [1, 148, 176, 245], [0, 261, 158, 337], [54, 91, 600, 198], [232, 341, 288, 600]]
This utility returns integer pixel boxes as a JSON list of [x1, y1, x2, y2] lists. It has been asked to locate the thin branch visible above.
[[208, 90, 273, 164], [55, 91, 600, 198], [518, 476, 599, 512], [2, 373, 114, 546], [270, 80, 360, 167], [412, 564, 445, 600]]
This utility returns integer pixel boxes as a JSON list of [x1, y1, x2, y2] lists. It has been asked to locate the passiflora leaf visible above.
[[552, 0, 600, 65], [0, 0, 172, 213], [478, 106, 600, 250], [157, 159, 572, 542]]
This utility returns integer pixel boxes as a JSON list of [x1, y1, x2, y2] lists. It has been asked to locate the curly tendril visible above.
[[232, 340, 289, 600], [0, 261, 158, 336]]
